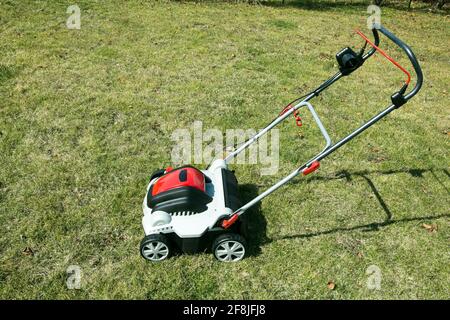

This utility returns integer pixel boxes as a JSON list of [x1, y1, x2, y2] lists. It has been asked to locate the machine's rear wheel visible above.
[[212, 233, 247, 262], [140, 234, 171, 262]]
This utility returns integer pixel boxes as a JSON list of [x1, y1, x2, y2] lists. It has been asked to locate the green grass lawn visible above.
[[0, 0, 449, 299]]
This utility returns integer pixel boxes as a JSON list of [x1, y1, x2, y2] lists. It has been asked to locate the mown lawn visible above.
[[0, 0, 448, 299]]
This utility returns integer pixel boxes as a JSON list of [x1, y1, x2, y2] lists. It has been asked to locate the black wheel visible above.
[[212, 233, 247, 262], [140, 234, 171, 262], [150, 169, 165, 181]]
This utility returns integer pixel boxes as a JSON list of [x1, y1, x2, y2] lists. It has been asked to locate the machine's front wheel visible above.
[[212, 233, 247, 262], [140, 234, 171, 262]]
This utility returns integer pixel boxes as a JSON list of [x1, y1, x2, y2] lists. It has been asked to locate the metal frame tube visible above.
[[234, 103, 396, 216], [235, 102, 332, 214]]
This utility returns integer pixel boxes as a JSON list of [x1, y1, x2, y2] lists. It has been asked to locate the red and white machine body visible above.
[[142, 159, 243, 256], [139, 25, 423, 262]]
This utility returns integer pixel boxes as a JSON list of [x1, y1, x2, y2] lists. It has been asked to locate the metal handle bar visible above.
[[220, 25, 424, 228], [378, 26, 423, 101], [362, 28, 380, 61]]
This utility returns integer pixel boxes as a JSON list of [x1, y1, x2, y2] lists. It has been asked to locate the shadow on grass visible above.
[[303, 167, 450, 196], [261, 0, 449, 14], [262, 0, 367, 11], [172, 0, 449, 15], [244, 167, 448, 244], [238, 184, 269, 257], [275, 213, 449, 241]]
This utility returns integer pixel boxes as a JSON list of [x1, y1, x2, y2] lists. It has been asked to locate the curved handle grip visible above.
[[362, 28, 380, 60], [378, 26, 423, 101]]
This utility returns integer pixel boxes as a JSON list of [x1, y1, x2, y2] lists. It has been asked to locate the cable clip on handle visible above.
[[280, 104, 303, 127]]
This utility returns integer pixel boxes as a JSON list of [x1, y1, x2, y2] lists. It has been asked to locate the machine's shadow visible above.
[[261, 0, 449, 15], [240, 168, 449, 250], [238, 184, 269, 257]]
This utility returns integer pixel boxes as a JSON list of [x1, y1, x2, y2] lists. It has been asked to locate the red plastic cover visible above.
[[151, 167, 206, 196], [302, 161, 320, 176]]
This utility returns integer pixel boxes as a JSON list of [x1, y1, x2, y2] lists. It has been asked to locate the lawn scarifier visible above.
[[139, 24, 423, 262]]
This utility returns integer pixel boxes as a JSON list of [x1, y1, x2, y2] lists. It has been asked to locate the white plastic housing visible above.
[[142, 159, 232, 238]]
